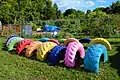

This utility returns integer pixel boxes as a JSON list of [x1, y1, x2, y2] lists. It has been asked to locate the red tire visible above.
[[48, 39, 59, 45], [16, 39, 33, 54]]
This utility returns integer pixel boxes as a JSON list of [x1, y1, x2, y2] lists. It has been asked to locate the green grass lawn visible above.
[[0, 37, 120, 80]]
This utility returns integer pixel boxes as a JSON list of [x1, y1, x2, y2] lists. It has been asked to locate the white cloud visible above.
[[97, 0, 106, 3], [85, 1, 94, 7], [52, 0, 95, 12], [99, 6, 106, 8]]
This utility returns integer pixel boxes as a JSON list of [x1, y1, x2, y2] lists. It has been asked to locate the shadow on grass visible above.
[[109, 43, 120, 77], [110, 42, 120, 45], [2, 43, 8, 51], [47, 51, 85, 72], [18, 49, 38, 61], [2, 45, 85, 72]]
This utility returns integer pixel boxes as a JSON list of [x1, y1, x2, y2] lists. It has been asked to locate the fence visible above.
[[0, 24, 22, 37]]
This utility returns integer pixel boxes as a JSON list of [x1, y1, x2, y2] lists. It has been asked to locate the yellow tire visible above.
[[89, 38, 111, 50], [25, 41, 42, 57], [37, 42, 57, 61], [63, 38, 78, 46]]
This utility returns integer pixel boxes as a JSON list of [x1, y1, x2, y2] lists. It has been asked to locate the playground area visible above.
[[0, 19, 120, 80], [0, 17, 120, 80], [1, 0, 120, 79], [0, 36, 120, 80]]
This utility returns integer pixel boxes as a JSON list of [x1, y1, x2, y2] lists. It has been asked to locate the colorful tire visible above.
[[6, 36, 17, 44], [48, 45, 66, 65], [89, 38, 111, 50], [63, 38, 78, 46], [79, 38, 91, 43], [37, 42, 57, 61], [64, 41, 85, 67], [8, 38, 24, 51], [25, 41, 42, 57], [48, 39, 59, 45], [6, 36, 20, 47], [84, 44, 108, 72], [58, 39, 66, 43], [16, 39, 33, 54], [39, 37, 50, 42]]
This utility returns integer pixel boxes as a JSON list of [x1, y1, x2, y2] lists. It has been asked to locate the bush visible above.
[[110, 33, 120, 38], [56, 31, 74, 39]]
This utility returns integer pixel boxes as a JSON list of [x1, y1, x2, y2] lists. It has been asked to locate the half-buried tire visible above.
[[63, 38, 78, 46], [84, 44, 108, 72], [79, 38, 91, 44], [8, 37, 24, 51], [6, 36, 17, 45], [48, 39, 59, 45], [48, 45, 66, 65], [64, 41, 85, 67], [25, 41, 42, 57], [39, 37, 50, 42], [36, 42, 57, 61], [16, 39, 33, 54], [89, 38, 111, 50], [6, 36, 21, 47]]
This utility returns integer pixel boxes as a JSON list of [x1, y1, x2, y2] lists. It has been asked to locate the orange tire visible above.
[[25, 41, 42, 57], [63, 38, 78, 46]]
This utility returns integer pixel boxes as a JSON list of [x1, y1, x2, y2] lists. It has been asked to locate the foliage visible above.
[[0, 0, 61, 24], [64, 9, 85, 19], [0, 0, 120, 37], [56, 31, 74, 39], [93, 1, 120, 14]]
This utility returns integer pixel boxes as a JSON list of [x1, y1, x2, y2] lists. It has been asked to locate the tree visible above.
[[86, 10, 91, 15], [89, 10, 108, 18], [76, 10, 85, 18], [111, 1, 120, 14], [96, 1, 120, 14], [63, 9, 76, 16], [56, 10, 63, 19], [43, 0, 56, 20]]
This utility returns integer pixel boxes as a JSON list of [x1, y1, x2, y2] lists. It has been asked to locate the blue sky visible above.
[[52, 0, 118, 12]]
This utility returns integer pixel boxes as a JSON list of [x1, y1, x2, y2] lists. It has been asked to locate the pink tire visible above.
[[64, 41, 85, 67], [16, 39, 33, 54]]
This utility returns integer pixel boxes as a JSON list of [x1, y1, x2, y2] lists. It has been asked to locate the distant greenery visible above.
[[0, 0, 120, 37]]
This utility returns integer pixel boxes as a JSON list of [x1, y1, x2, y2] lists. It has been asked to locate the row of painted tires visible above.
[[5, 36, 111, 72]]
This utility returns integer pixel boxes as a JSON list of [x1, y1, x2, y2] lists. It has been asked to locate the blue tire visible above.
[[79, 38, 91, 43], [84, 44, 108, 72], [39, 37, 50, 42], [48, 45, 66, 65]]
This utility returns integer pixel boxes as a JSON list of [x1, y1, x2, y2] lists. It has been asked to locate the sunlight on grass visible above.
[[0, 37, 120, 80]]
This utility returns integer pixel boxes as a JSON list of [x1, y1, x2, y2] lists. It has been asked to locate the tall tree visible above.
[[43, 0, 55, 20], [111, 1, 120, 14], [86, 10, 91, 15], [63, 9, 76, 17]]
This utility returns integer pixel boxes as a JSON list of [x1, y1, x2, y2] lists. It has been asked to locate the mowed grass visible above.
[[0, 37, 120, 80]]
